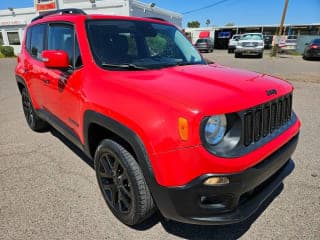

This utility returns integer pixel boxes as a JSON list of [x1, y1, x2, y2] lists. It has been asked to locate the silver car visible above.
[[235, 33, 264, 58]]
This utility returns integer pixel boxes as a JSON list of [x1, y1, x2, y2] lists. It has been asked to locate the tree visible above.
[[225, 22, 235, 26], [187, 21, 200, 28], [205, 19, 211, 27]]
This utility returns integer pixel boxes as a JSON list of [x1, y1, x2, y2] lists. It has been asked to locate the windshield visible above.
[[240, 34, 263, 40], [232, 35, 240, 40], [86, 20, 204, 70]]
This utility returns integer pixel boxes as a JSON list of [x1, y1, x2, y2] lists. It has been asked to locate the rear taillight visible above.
[[311, 45, 319, 49]]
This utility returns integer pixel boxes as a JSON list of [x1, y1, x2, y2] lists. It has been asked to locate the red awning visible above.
[[199, 31, 210, 38]]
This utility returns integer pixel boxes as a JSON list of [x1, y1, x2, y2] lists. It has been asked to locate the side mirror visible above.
[[305, 43, 309, 45], [42, 50, 69, 69]]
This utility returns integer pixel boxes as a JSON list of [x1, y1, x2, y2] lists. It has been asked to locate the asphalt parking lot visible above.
[[0, 52, 319, 240]]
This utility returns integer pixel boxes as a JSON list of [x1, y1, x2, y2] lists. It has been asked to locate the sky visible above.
[[1, 0, 319, 27]]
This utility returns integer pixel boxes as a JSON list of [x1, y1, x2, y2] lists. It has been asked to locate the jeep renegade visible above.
[[15, 9, 300, 226]]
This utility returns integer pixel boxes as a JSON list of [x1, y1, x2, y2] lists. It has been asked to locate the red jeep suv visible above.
[[15, 9, 300, 226]]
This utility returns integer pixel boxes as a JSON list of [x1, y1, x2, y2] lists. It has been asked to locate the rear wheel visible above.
[[21, 88, 49, 132], [94, 139, 155, 226], [258, 52, 263, 58]]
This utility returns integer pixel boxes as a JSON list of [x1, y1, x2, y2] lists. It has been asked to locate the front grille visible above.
[[242, 42, 258, 47], [243, 93, 292, 146]]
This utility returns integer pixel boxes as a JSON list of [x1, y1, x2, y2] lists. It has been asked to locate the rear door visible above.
[[24, 24, 47, 108]]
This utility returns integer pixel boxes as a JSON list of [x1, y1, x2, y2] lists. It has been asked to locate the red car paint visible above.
[[15, 14, 300, 188]]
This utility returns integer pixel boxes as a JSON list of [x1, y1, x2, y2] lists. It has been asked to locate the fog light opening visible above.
[[203, 176, 229, 186]]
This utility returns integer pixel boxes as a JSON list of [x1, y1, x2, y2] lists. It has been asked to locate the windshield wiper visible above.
[[165, 61, 204, 67], [101, 63, 148, 70]]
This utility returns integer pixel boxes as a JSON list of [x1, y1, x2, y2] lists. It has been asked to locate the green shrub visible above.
[[0, 51, 4, 58], [0, 45, 14, 57]]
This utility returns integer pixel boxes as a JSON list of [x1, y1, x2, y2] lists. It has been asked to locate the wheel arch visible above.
[[83, 110, 155, 179], [16, 75, 27, 94]]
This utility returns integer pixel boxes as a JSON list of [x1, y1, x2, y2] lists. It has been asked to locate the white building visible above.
[[0, 0, 182, 55]]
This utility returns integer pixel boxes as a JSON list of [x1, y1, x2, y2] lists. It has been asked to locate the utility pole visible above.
[[272, 0, 289, 56]]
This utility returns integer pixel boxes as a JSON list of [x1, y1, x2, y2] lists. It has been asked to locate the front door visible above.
[[42, 23, 83, 138]]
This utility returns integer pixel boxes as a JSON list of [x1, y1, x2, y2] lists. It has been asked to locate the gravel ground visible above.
[[0, 55, 319, 240]]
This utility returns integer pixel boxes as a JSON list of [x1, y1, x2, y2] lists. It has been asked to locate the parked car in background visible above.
[[195, 38, 214, 52], [235, 33, 264, 58], [303, 38, 320, 60], [263, 35, 273, 49], [280, 35, 297, 52], [228, 34, 241, 53]]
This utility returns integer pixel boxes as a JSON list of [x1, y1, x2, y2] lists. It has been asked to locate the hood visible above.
[[107, 64, 293, 115]]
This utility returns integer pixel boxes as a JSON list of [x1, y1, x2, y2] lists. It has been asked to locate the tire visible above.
[[21, 88, 49, 132], [258, 52, 263, 58], [94, 139, 155, 226], [228, 49, 232, 53], [235, 52, 241, 58]]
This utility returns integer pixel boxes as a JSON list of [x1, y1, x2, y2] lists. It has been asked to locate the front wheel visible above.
[[235, 52, 241, 58], [94, 139, 155, 226]]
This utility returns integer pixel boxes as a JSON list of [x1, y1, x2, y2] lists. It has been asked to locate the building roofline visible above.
[[185, 23, 320, 31]]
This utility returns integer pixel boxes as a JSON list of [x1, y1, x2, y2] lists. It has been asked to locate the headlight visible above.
[[204, 115, 227, 145]]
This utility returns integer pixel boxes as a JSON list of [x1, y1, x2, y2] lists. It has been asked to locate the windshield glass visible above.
[[86, 20, 204, 70], [232, 35, 240, 40], [240, 34, 263, 40]]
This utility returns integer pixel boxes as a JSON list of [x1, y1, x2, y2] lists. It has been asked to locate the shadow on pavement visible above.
[[49, 127, 284, 240]]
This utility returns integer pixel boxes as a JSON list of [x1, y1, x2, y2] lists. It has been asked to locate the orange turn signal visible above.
[[178, 117, 189, 141]]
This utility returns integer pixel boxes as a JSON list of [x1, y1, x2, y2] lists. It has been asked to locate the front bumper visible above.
[[154, 133, 298, 225], [235, 47, 263, 55], [196, 46, 211, 51], [228, 45, 236, 50]]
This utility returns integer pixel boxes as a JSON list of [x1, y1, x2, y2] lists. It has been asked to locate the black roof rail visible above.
[[31, 8, 86, 22], [146, 17, 167, 22]]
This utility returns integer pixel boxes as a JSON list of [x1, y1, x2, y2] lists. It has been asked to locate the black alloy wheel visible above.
[[98, 150, 133, 214], [95, 139, 155, 226]]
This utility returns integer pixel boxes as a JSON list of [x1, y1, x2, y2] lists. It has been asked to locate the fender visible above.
[[83, 110, 155, 180], [15, 74, 27, 93], [82, 110, 175, 213]]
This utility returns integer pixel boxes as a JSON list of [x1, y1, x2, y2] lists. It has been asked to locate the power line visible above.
[[182, 0, 231, 15]]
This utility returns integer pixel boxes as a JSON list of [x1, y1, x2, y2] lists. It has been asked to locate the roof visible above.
[[29, 9, 174, 27]]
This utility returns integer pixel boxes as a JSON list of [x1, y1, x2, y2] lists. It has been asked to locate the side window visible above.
[[30, 24, 46, 60], [48, 24, 73, 65], [48, 24, 82, 68]]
